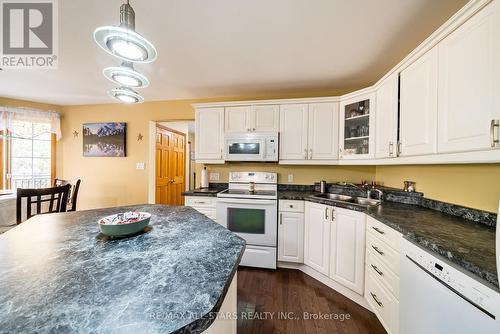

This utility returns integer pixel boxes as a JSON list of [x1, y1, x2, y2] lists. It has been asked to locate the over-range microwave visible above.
[[224, 132, 278, 162]]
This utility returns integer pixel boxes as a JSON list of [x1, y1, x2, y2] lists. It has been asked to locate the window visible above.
[[1, 120, 56, 190]]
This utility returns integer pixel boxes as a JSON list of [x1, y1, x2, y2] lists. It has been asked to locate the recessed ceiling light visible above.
[[103, 63, 149, 88], [108, 87, 144, 104], [94, 1, 157, 63]]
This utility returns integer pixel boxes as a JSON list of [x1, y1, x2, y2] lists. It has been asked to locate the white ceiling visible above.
[[0, 0, 467, 106]]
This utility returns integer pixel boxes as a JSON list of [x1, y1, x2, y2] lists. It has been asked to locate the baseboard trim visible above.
[[278, 261, 372, 311]]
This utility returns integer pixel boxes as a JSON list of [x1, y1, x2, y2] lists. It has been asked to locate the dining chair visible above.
[[16, 184, 71, 224], [54, 178, 81, 212]]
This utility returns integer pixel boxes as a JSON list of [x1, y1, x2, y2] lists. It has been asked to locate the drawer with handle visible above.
[[185, 196, 217, 208], [365, 270, 399, 334], [279, 200, 305, 213], [367, 216, 402, 252], [367, 233, 400, 276], [366, 247, 400, 300]]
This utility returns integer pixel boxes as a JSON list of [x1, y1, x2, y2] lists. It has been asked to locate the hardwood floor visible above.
[[237, 267, 386, 334]]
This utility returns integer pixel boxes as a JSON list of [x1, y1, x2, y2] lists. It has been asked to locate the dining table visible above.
[[0, 204, 245, 334]]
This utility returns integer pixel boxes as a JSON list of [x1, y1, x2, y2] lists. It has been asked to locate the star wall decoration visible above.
[[73, 130, 79, 138], [137, 133, 143, 141]]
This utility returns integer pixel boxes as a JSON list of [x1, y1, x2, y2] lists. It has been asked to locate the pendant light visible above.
[[103, 62, 149, 88], [108, 87, 144, 104], [94, 1, 157, 63]]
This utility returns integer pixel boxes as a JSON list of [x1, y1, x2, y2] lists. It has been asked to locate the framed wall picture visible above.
[[82, 123, 126, 157]]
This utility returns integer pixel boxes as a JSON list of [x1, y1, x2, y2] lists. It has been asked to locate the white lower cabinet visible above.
[[365, 216, 402, 334], [329, 207, 366, 294], [304, 202, 366, 294], [278, 200, 304, 263], [304, 202, 331, 275], [184, 196, 218, 222]]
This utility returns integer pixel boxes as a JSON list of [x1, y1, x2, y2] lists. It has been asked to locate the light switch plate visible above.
[[287, 174, 294, 183], [209, 172, 220, 181], [136, 162, 145, 170]]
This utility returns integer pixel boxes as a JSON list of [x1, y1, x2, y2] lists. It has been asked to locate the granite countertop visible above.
[[0, 204, 245, 334], [279, 189, 498, 289], [182, 183, 228, 197]]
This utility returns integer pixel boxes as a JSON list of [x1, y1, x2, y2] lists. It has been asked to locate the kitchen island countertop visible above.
[[0, 204, 245, 334]]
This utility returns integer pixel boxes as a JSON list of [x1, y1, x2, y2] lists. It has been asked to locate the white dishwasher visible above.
[[400, 239, 500, 334]]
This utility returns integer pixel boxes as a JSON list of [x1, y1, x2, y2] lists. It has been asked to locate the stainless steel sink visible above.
[[352, 197, 380, 207], [313, 193, 353, 201], [311, 193, 380, 207]]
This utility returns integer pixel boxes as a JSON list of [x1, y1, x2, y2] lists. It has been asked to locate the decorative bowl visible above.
[[98, 212, 151, 237]]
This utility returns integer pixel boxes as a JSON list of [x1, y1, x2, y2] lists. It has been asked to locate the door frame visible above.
[[148, 121, 193, 204]]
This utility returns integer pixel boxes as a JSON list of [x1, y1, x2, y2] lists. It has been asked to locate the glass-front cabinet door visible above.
[[339, 92, 376, 159]]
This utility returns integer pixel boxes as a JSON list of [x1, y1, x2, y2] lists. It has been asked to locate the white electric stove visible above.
[[217, 172, 277, 269]]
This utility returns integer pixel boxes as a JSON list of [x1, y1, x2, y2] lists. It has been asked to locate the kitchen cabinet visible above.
[[437, 0, 500, 153], [375, 74, 399, 158], [184, 196, 218, 222], [339, 93, 376, 159], [225, 106, 251, 133], [329, 207, 366, 294], [279, 104, 309, 160], [308, 103, 339, 160], [399, 47, 438, 157], [225, 105, 279, 133], [195, 108, 225, 162], [304, 201, 331, 275], [252, 105, 280, 132], [280, 103, 339, 162], [278, 200, 305, 263]]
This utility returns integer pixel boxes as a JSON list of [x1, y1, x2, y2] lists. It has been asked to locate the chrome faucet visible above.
[[336, 182, 383, 201], [368, 188, 383, 201]]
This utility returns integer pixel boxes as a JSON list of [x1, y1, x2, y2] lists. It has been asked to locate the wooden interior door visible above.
[[155, 125, 186, 205]]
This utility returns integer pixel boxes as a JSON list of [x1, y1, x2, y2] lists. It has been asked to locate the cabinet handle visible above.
[[220, 148, 223, 158], [331, 208, 335, 221], [253, 128, 256, 131], [396, 141, 402, 156], [388, 142, 394, 156], [372, 226, 385, 235], [371, 264, 383, 276], [490, 120, 499, 148], [370, 292, 383, 307], [325, 207, 329, 220], [372, 245, 384, 256], [280, 213, 283, 225], [304, 148, 308, 159], [309, 149, 313, 159]]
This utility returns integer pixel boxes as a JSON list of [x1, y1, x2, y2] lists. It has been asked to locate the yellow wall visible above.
[[376, 165, 500, 213], [0, 97, 64, 177], [195, 163, 375, 187]]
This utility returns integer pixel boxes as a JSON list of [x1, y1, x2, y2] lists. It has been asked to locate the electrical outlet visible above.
[[287, 174, 294, 183], [209, 172, 220, 181], [136, 162, 145, 170]]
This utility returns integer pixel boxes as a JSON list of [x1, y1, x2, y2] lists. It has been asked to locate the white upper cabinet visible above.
[[304, 202, 330, 276], [195, 107, 224, 161], [308, 103, 339, 160], [329, 207, 366, 294], [225, 106, 252, 133], [279, 104, 309, 160], [375, 74, 399, 158], [399, 47, 438, 157], [339, 92, 376, 159], [437, 0, 500, 153], [252, 105, 280, 132], [225, 105, 279, 133]]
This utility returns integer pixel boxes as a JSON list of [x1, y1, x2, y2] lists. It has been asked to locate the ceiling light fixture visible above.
[[94, 1, 157, 63], [103, 62, 149, 88], [108, 87, 144, 104]]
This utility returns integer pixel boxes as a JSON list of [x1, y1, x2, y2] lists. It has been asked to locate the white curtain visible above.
[[0, 105, 61, 140]]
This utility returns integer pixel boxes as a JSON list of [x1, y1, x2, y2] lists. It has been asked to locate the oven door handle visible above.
[[217, 198, 277, 205]]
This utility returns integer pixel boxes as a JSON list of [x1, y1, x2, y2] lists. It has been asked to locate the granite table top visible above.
[[0, 204, 245, 334], [279, 190, 498, 289]]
